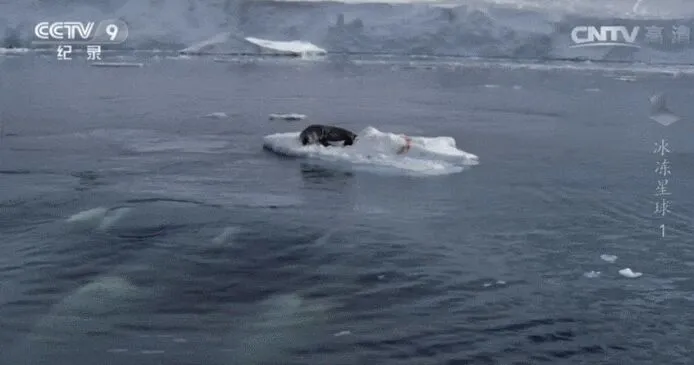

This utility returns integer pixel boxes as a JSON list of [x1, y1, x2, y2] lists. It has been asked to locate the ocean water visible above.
[[1, 54, 694, 365]]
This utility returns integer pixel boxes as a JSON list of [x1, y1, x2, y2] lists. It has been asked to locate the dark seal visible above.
[[299, 124, 357, 147]]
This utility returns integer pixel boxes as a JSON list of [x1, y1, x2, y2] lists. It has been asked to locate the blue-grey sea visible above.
[[1, 54, 693, 365]]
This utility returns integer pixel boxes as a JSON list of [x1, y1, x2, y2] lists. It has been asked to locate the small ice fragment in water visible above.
[[269, 113, 306, 121], [140, 350, 165, 355], [203, 112, 228, 119], [616, 75, 636, 82], [600, 254, 617, 263], [107, 349, 128, 353], [484, 280, 505, 287], [584, 271, 601, 278], [377, 275, 385, 280], [334, 330, 351, 337], [172, 338, 188, 343], [619, 268, 642, 278]]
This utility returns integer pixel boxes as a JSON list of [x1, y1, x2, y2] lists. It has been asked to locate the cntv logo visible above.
[[570, 26, 640, 48]]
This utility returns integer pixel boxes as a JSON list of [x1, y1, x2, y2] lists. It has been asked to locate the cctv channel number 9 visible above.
[[92, 19, 129, 44]]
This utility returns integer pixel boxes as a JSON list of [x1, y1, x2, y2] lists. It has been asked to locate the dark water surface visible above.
[[1, 55, 693, 364]]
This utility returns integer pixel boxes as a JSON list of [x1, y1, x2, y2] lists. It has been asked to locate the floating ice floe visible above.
[[600, 254, 618, 263], [615, 75, 637, 82], [619, 268, 642, 278], [269, 113, 306, 121], [584, 271, 601, 278], [483, 280, 506, 287], [203, 112, 229, 119], [263, 126, 478, 176], [245, 37, 327, 57]]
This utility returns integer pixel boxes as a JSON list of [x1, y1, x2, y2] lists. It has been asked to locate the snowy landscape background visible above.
[[3, 0, 694, 63]]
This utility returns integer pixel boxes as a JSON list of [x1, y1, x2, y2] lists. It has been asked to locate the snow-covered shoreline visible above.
[[2, 1, 694, 64]]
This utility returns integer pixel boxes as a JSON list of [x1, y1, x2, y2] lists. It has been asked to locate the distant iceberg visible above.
[[245, 37, 326, 57], [179, 32, 326, 57]]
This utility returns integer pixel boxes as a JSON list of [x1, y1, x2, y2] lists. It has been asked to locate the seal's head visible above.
[[343, 132, 357, 146]]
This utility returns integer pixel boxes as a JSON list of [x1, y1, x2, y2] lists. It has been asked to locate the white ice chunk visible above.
[[619, 268, 642, 278], [600, 254, 617, 263], [269, 113, 306, 121], [584, 271, 601, 278]]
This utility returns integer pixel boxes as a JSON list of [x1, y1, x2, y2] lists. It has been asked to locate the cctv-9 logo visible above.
[[92, 19, 129, 44]]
